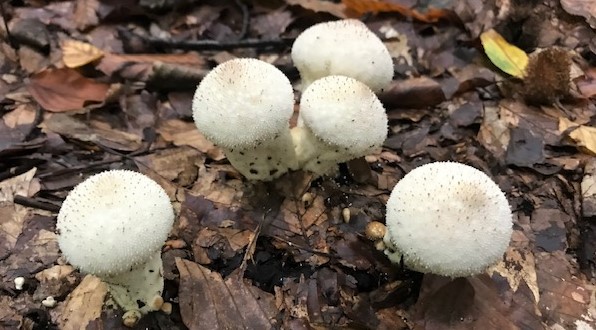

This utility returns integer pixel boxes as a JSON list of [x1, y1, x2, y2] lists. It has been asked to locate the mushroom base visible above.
[[103, 251, 164, 314], [292, 126, 366, 176], [226, 128, 298, 181]]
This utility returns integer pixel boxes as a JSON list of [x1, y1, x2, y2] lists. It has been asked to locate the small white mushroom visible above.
[[57, 170, 174, 315], [383, 162, 513, 277], [14, 277, 25, 290], [41, 296, 56, 308], [291, 19, 394, 92], [292, 75, 388, 176], [192, 58, 297, 180]]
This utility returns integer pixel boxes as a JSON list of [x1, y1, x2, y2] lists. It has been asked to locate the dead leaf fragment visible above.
[[56, 275, 107, 330], [559, 117, 596, 155], [27, 68, 110, 112], [61, 39, 104, 68], [342, 0, 450, 22], [488, 247, 540, 303], [73, 0, 100, 30], [561, 0, 596, 28], [285, 0, 348, 18], [480, 29, 529, 78], [176, 258, 277, 330]]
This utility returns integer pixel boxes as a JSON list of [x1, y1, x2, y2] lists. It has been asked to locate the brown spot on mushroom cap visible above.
[[384, 162, 513, 277]]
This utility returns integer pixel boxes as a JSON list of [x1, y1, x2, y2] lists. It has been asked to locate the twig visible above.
[[234, 0, 250, 40], [0, 1, 16, 49], [119, 28, 293, 52], [14, 195, 61, 213]]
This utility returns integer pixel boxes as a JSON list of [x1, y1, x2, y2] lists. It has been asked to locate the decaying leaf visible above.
[[158, 119, 224, 160], [176, 258, 278, 330], [61, 39, 104, 68], [285, 0, 348, 18], [559, 117, 596, 155], [73, 0, 100, 30], [560, 0, 596, 28], [55, 275, 107, 330], [342, 0, 450, 22], [27, 68, 110, 112], [0, 168, 40, 203], [488, 247, 540, 303], [480, 29, 529, 78], [581, 159, 596, 217]]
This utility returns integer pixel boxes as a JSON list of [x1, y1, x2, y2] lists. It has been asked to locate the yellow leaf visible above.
[[559, 117, 596, 155], [480, 29, 529, 78], [61, 40, 104, 68]]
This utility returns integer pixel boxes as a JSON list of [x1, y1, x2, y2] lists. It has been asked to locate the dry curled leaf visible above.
[[61, 39, 104, 68], [480, 29, 529, 78], [559, 117, 596, 156], [27, 68, 110, 112]]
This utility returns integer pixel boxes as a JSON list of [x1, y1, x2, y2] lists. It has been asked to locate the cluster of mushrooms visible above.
[[51, 19, 514, 327], [192, 19, 393, 180]]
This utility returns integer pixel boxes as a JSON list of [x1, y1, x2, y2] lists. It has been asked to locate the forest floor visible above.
[[1, 0, 596, 329]]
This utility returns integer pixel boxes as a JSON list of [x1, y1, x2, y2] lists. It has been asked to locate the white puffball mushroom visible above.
[[57, 170, 174, 316], [293, 75, 388, 176], [291, 19, 393, 92], [383, 162, 513, 277], [192, 58, 297, 181]]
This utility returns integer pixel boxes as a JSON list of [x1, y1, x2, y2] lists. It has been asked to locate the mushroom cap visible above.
[[192, 58, 294, 149], [57, 170, 174, 275], [385, 162, 512, 277], [291, 19, 393, 92], [299, 75, 388, 155]]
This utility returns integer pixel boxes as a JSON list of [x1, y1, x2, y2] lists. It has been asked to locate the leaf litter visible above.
[[1, 0, 596, 329]]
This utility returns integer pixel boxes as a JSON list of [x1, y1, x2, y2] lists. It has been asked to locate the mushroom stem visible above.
[[292, 75, 388, 177], [291, 126, 360, 175], [103, 251, 165, 314], [226, 127, 298, 180]]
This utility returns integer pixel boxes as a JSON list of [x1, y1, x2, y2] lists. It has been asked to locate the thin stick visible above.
[[0, 1, 16, 48], [118, 28, 293, 51]]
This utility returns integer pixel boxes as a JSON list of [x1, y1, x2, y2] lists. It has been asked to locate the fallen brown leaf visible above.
[[61, 39, 104, 68], [73, 0, 100, 31], [285, 0, 348, 18], [342, 0, 450, 22], [158, 119, 224, 160], [176, 258, 278, 330], [560, 0, 596, 28], [559, 117, 596, 155], [27, 68, 110, 112], [55, 275, 107, 330]]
